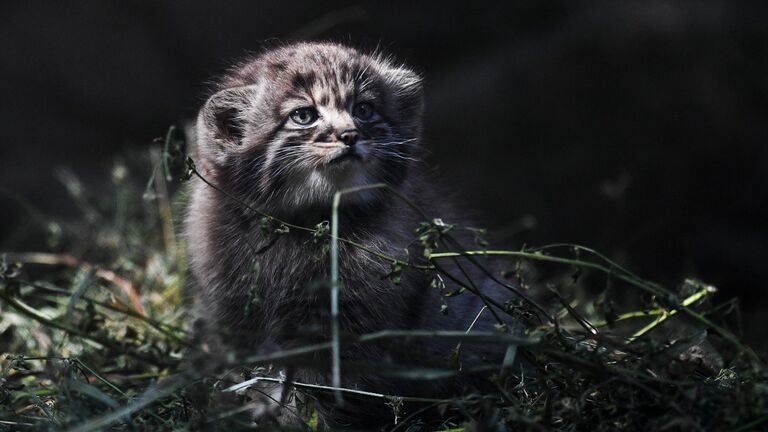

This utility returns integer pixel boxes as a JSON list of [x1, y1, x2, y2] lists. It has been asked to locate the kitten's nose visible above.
[[339, 129, 359, 146]]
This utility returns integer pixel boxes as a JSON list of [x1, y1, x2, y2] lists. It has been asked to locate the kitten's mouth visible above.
[[313, 142, 363, 166], [329, 148, 361, 164]]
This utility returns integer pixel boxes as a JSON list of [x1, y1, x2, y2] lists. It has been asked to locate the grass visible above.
[[1, 127, 766, 431]]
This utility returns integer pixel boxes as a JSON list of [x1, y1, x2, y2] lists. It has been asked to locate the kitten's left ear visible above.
[[385, 66, 423, 103], [383, 65, 425, 129], [388, 66, 423, 93]]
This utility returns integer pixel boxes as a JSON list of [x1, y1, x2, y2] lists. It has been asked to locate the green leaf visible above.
[[68, 379, 120, 410]]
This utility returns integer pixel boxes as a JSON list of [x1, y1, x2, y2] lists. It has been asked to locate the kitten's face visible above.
[[197, 43, 424, 212]]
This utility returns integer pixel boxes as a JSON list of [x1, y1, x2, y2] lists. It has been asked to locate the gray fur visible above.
[[186, 42, 518, 429]]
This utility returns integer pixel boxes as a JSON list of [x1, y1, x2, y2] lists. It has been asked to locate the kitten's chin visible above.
[[317, 164, 376, 200], [281, 165, 378, 210]]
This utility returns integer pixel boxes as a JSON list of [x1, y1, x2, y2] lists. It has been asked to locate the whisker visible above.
[[371, 137, 419, 146], [372, 150, 420, 163]]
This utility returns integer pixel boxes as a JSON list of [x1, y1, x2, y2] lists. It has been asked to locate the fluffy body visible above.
[[186, 42, 515, 429]]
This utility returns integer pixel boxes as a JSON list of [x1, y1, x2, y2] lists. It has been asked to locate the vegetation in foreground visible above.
[[1, 128, 766, 431]]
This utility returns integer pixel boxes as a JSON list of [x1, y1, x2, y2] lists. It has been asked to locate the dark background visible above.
[[1, 2, 766, 348]]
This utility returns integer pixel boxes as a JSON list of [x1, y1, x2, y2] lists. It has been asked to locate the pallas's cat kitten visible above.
[[186, 42, 519, 429]]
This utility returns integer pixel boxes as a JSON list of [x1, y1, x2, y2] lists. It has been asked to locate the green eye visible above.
[[289, 107, 318, 125], [353, 102, 374, 120]]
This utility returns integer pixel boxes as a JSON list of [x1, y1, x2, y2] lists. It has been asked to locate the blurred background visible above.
[[1, 1, 766, 349]]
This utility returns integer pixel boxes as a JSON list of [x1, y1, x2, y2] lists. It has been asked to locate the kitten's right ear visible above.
[[194, 84, 263, 171], [198, 85, 260, 149]]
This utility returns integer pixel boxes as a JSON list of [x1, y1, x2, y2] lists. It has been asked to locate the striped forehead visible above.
[[287, 63, 359, 109]]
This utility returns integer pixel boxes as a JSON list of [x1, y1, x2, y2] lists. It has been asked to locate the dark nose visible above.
[[339, 129, 359, 146]]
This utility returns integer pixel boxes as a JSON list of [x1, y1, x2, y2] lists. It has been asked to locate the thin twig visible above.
[[226, 376, 457, 404]]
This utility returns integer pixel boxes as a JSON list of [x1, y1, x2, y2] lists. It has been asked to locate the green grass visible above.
[[1, 127, 766, 431]]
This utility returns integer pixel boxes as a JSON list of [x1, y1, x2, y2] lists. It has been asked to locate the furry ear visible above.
[[198, 85, 261, 149], [379, 64, 424, 132], [385, 66, 424, 101], [370, 52, 423, 104], [195, 85, 262, 170]]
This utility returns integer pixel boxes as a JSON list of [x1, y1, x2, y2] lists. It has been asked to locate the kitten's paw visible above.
[[249, 380, 309, 430]]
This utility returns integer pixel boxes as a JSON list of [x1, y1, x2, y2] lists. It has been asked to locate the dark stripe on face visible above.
[[291, 72, 317, 93], [333, 95, 343, 110], [314, 125, 334, 142], [339, 63, 351, 81], [282, 130, 313, 146], [284, 89, 309, 102]]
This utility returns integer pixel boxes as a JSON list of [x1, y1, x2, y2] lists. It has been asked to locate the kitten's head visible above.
[[195, 42, 424, 212]]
